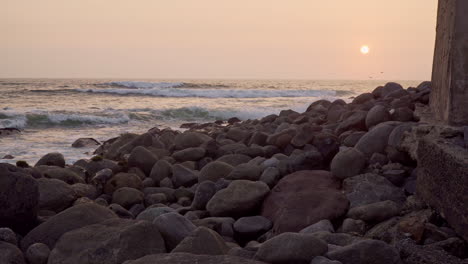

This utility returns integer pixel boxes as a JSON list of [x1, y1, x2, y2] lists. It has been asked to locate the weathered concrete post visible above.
[[415, 0, 468, 243], [431, 0, 468, 126]]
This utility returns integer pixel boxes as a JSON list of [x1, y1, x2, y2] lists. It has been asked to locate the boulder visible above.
[[352, 93, 374, 104], [207, 180, 270, 217], [248, 132, 269, 146], [172, 164, 199, 188], [311, 256, 343, 264], [330, 148, 366, 180], [70, 183, 98, 199], [365, 217, 403, 244], [71, 138, 100, 148], [312, 133, 340, 164], [136, 207, 175, 222], [342, 131, 366, 147], [149, 160, 172, 185], [144, 187, 176, 202], [21, 203, 117, 250], [226, 128, 251, 142], [128, 146, 158, 176], [233, 216, 272, 239], [365, 105, 390, 129], [191, 181, 217, 210], [0, 163, 39, 233], [335, 111, 367, 135], [25, 243, 50, 264], [396, 238, 467, 264], [112, 187, 144, 209], [37, 178, 77, 212], [0, 241, 25, 264], [193, 217, 235, 238], [216, 154, 251, 166], [355, 122, 398, 158], [123, 253, 267, 264], [347, 200, 401, 223], [172, 227, 229, 255], [198, 161, 234, 183], [83, 159, 118, 178], [261, 171, 349, 235], [391, 107, 414, 122], [226, 163, 262, 181], [254, 232, 328, 264], [48, 219, 165, 264], [104, 172, 142, 194], [290, 124, 316, 147], [309, 231, 363, 247], [0, 228, 17, 245], [172, 147, 206, 162], [35, 153, 65, 167], [266, 129, 296, 149], [380, 82, 404, 98], [327, 239, 402, 264], [174, 132, 212, 149], [341, 218, 366, 235], [259, 167, 280, 187], [108, 204, 134, 219], [299, 219, 334, 234], [153, 212, 196, 251], [343, 173, 405, 208], [38, 167, 85, 184]]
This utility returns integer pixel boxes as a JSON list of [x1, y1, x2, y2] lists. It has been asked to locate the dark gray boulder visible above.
[[0, 163, 39, 233], [48, 219, 165, 264], [21, 203, 117, 250], [37, 178, 77, 212], [365, 105, 390, 129], [35, 153, 65, 167], [330, 148, 366, 180], [172, 227, 229, 255], [124, 253, 267, 264], [343, 173, 406, 208], [327, 239, 402, 264], [128, 146, 158, 176], [149, 160, 172, 185], [0, 241, 26, 264], [207, 180, 270, 217], [254, 232, 328, 264], [153, 212, 196, 251], [25, 243, 50, 264], [191, 181, 217, 210], [355, 122, 399, 158]]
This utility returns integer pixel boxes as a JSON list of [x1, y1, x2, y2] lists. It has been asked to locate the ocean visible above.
[[0, 79, 422, 164]]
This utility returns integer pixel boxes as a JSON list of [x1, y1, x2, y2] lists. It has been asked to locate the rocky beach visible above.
[[1, 81, 467, 264]]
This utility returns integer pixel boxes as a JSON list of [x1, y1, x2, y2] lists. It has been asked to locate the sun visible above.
[[360, 45, 370, 55]]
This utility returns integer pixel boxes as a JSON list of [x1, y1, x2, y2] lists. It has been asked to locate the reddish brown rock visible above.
[[261, 170, 349, 235]]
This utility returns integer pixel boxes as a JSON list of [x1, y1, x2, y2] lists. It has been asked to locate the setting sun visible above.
[[360, 45, 370, 54]]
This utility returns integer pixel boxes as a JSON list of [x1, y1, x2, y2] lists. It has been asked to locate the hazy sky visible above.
[[1, 0, 437, 80]]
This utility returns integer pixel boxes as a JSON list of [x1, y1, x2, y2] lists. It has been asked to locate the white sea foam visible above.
[[75, 87, 336, 98], [0, 110, 131, 129], [103, 81, 184, 89]]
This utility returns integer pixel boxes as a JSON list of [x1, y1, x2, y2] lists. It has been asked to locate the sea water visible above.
[[0, 79, 422, 164]]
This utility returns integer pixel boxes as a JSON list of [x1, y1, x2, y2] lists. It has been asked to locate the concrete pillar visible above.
[[431, 0, 468, 126]]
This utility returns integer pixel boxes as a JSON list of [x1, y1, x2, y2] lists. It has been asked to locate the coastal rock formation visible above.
[[2, 81, 467, 264]]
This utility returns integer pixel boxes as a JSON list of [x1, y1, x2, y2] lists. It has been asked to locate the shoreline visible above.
[[1, 81, 467, 264]]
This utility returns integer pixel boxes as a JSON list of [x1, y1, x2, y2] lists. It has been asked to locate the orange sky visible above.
[[1, 0, 438, 80]]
